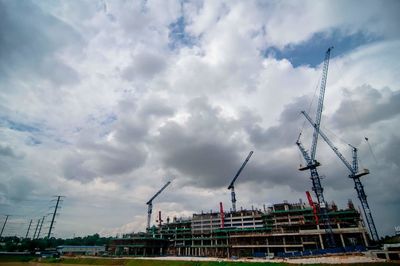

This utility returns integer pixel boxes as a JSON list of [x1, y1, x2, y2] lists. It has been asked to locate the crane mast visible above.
[[301, 111, 379, 242], [227, 151, 253, 212], [146, 181, 171, 230], [311, 47, 333, 161], [296, 137, 336, 247], [296, 47, 336, 248]]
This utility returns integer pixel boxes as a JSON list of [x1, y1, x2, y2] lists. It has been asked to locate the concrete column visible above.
[[362, 231, 369, 247], [359, 222, 369, 247], [319, 234, 325, 249], [340, 234, 346, 247], [283, 237, 287, 252]]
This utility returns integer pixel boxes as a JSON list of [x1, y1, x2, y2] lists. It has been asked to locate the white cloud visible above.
[[0, 0, 399, 239]]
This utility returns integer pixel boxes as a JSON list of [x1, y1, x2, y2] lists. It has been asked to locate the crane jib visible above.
[[227, 151, 254, 189]]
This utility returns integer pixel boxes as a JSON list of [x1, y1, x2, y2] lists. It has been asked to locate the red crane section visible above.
[[306, 191, 319, 225], [219, 202, 225, 228]]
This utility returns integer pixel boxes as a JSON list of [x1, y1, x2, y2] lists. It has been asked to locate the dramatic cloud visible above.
[[331, 85, 400, 129], [0, 0, 399, 239]]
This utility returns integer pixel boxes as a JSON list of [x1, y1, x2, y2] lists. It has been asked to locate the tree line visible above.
[[0, 234, 112, 252]]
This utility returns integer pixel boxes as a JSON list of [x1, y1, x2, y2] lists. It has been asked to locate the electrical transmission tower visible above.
[[36, 216, 46, 239], [47, 196, 64, 238], [25, 219, 33, 239], [0, 215, 10, 238]]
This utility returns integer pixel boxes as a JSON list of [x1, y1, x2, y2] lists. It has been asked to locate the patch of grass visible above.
[[125, 260, 292, 266], [305, 264, 399, 266], [0, 256, 36, 262], [35, 257, 400, 266], [41, 257, 127, 265]]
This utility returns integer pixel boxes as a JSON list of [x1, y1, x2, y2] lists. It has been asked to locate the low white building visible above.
[[57, 245, 105, 255]]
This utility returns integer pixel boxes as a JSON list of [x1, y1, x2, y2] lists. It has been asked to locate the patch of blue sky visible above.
[[264, 30, 381, 68], [100, 113, 117, 126], [25, 136, 42, 146], [0, 117, 41, 133], [54, 137, 71, 145], [168, 16, 197, 50]]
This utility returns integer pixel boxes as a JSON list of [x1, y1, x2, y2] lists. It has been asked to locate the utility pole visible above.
[[47, 196, 63, 238], [36, 216, 45, 239], [0, 215, 9, 238], [33, 219, 40, 239], [25, 219, 33, 239]]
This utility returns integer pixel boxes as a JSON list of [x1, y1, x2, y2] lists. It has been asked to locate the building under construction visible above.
[[108, 48, 379, 258], [109, 199, 369, 257]]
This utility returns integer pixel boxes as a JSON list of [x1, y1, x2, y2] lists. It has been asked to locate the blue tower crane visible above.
[[146, 181, 171, 230], [296, 47, 336, 248], [301, 111, 380, 243], [227, 151, 254, 212]]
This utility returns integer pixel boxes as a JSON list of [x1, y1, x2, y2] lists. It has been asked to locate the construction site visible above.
[[107, 48, 392, 259], [109, 200, 370, 258]]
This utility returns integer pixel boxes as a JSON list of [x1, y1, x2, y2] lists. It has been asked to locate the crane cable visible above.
[[299, 70, 323, 140], [347, 91, 379, 167], [365, 137, 378, 164]]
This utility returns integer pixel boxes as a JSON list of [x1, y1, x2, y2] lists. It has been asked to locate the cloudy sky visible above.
[[0, 0, 399, 239]]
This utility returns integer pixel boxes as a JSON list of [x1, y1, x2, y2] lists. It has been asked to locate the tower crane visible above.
[[227, 151, 253, 212], [296, 47, 336, 248], [146, 181, 171, 230], [301, 110, 380, 242]]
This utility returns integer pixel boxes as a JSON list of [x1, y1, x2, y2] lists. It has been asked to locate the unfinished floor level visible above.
[[109, 200, 369, 257]]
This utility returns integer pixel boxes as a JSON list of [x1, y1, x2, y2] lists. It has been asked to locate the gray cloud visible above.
[[381, 135, 400, 169], [63, 140, 148, 182], [138, 98, 175, 118], [153, 97, 309, 192], [331, 85, 400, 129], [1, 175, 36, 202], [0, 1, 399, 238], [63, 154, 97, 182], [0, 144, 23, 159], [122, 52, 167, 80], [154, 98, 242, 188], [0, 0, 81, 85], [245, 96, 310, 149]]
